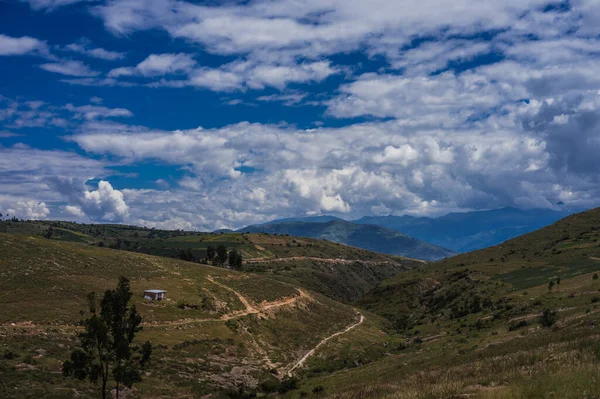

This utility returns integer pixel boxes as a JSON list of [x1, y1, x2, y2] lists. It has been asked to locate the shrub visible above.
[[2, 350, 18, 360], [539, 309, 558, 328], [312, 385, 325, 394], [591, 296, 600, 303]]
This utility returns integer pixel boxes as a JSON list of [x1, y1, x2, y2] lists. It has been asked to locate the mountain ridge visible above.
[[238, 219, 456, 261]]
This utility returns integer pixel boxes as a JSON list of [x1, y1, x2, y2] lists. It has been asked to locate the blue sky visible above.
[[1, 0, 600, 230]]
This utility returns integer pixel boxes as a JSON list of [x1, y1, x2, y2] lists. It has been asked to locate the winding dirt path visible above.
[[286, 311, 365, 376]]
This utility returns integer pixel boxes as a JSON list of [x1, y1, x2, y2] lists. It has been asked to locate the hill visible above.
[[0, 220, 420, 302], [294, 207, 600, 398], [354, 207, 570, 252], [238, 220, 456, 261], [0, 232, 404, 398]]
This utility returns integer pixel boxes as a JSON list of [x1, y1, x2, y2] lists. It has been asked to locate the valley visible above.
[[2, 208, 600, 398]]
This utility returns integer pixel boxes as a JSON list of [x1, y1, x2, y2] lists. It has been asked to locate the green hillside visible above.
[[292, 207, 600, 398], [0, 232, 410, 398], [0, 220, 421, 302]]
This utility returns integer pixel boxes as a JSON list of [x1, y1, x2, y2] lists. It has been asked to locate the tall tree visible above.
[[63, 277, 151, 399], [216, 245, 228, 265], [206, 245, 216, 261], [228, 249, 243, 270]]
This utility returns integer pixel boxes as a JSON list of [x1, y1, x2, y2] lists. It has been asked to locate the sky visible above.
[[1, 0, 600, 231]]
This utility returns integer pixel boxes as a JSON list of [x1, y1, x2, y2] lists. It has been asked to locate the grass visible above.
[[4, 208, 600, 398], [282, 208, 600, 398], [0, 220, 420, 303], [0, 232, 366, 397]]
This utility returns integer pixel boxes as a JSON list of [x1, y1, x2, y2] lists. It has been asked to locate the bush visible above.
[[2, 350, 18, 360], [278, 377, 298, 393], [312, 385, 325, 394], [592, 296, 600, 303], [539, 309, 558, 328]]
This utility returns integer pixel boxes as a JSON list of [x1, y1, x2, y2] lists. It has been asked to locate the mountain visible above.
[[261, 215, 344, 225], [354, 206, 570, 252], [238, 219, 456, 261]]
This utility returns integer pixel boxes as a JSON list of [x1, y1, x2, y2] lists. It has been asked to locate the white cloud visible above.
[[21, 0, 96, 11], [0, 34, 47, 56], [90, 96, 103, 104], [94, 0, 549, 63], [65, 103, 133, 120], [64, 42, 125, 60], [80, 180, 129, 221], [39, 60, 100, 77], [152, 60, 337, 92], [65, 204, 85, 217], [0, 200, 50, 219], [108, 53, 195, 77]]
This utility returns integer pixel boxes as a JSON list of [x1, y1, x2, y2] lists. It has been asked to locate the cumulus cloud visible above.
[[94, 0, 548, 62], [0, 34, 47, 56], [108, 53, 195, 77], [65, 103, 133, 120], [21, 0, 96, 11], [39, 60, 100, 77], [64, 41, 125, 60], [0, 199, 50, 219], [49, 178, 129, 221]]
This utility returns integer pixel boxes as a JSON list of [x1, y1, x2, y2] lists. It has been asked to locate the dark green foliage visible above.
[[228, 249, 243, 270], [62, 277, 151, 399], [44, 226, 53, 239], [206, 245, 215, 261], [548, 280, 555, 291], [179, 248, 195, 262], [594, 273, 599, 280], [539, 309, 558, 328], [312, 385, 325, 394], [2, 350, 18, 360], [216, 245, 228, 265]]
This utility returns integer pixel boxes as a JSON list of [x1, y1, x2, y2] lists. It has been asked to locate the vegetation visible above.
[[62, 277, 151, 399], [3, 207, 600, 398], [0, 219, 420, 302]]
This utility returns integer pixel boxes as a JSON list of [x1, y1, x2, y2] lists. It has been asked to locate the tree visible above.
[[206, 245, 216, 261], [216, 245, 228, 265], [594, 273, 599, 281], [63, 277, 151, 399], [228, 249, 243, 270], [179, 248, 195, 262], [44, 226, 54, 239], [548, 280, 555, 291]]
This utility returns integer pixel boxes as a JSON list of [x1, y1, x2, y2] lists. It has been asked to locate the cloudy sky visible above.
[[1, 0, 599, 230]]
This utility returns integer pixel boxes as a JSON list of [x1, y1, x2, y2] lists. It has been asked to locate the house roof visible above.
[[144, 290, 167, 293]]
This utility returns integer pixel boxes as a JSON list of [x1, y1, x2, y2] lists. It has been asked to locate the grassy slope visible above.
[[0, 220, 421, 302], [0, 233, 367, 398], [289, 208, 600, 398]]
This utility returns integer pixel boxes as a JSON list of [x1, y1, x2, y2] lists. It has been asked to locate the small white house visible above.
[[144, 290, 167, 300]]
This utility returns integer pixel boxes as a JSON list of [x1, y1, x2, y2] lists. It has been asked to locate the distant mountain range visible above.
[[237, 207, 570, 256], [238, 219, 456, 261], [353, 207, 570, 252]]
